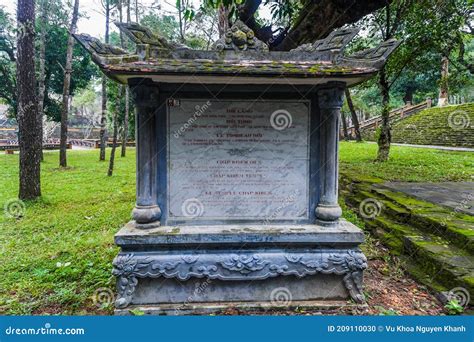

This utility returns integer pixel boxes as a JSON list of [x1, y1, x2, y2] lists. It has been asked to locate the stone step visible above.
[[364, 215, 474, 304], [340, 175, 474, 304], [370, 187, 474, 254]]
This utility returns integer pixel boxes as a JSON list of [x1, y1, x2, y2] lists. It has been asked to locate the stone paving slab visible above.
[[381, 182, 474, 215]]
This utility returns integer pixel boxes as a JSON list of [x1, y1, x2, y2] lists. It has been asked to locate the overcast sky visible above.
[[1, 0, 272, 39]]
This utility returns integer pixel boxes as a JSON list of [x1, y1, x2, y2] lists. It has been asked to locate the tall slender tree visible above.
[[108, 0, 123, 175], [37, 0, 49, 162], [218, 3, 229, 38], [59, 0, 80, 167], [121, 0, 131, 157], [17, 0, 41, 200], [340, 112, 349, 140], [374, 0, 416, 162], [438, 55, 449, 106], [99, 0, 112, 161], [135, 0, 139, 22], [345, 88, 362, 142]]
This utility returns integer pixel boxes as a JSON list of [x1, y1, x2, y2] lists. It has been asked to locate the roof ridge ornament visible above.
[[114, 22, 173, 49], [291, 28, 359, 54], [342, 38, 401, 69], [73, 33, 129, 56], [214, 20, 269, 52], [114, 22, 190, 51]]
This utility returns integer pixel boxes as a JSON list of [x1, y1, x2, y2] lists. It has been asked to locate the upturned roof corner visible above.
[[73, 21, 400, 86]]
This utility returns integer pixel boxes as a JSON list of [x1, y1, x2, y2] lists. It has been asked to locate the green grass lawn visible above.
[[340, 141, 474, 182], [0, 142, 472, 315], [0, 149, 135, 314]]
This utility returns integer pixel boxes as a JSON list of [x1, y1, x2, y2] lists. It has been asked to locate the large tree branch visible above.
[[274, 0, 391, 51], [237, 0, 274, 44]]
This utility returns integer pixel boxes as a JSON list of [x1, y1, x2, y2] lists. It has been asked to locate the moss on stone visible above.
[[340, 172, 474, 302]]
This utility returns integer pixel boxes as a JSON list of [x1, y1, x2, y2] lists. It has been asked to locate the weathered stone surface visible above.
[[115, 220, 365, 247], [74, 23, 400, 86], [168, 100, 309, 221], [340, 171, 474, 304], [381, 181, 474, 215], [113, 219, 367, 311]]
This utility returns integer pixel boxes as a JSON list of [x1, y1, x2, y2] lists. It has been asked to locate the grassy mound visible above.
[[391, 103, 474, 147]]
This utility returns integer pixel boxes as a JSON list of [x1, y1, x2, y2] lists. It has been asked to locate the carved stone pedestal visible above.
[[113, 220, 367, 315]]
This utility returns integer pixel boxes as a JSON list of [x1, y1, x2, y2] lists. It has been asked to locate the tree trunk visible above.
[[121, 89, 129, 157], [108, 0, 122, 174], [99, 0, 110, 161], [438, 55, 449, 106], [121, 1, 130, 157], [345, 88, 362, 142], [126, 0, 131, 23], [244, 0, 389, 50], [218, 4, 229, 38], [135, 0, 138, 22], [59, 0, 80, 168], [17, 0, 41, 200], [107, 111, 119, 176], [376, 67, 391, 162], [37, 0, 48, 162], [340, 112, 349, 140], [177, 1, 185, 43]]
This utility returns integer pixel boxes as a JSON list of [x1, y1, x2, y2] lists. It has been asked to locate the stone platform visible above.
[[113, 220, 367, 315], [381, 181, 474, 215]]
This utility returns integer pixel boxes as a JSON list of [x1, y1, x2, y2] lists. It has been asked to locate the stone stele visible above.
[[74, 20, 399, 315]]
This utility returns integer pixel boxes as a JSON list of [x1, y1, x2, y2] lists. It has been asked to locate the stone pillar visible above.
[[315, 84, 345, 223], [130, 84, 161, 226]]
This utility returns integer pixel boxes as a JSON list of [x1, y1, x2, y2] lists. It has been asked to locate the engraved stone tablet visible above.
[[168, 99, 310, 222]]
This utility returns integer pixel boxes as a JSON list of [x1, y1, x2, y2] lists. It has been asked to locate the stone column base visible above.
[[131, 205, 161, 226]]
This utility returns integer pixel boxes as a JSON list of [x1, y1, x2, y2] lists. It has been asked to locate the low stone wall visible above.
[[339, 171, 474, 304]]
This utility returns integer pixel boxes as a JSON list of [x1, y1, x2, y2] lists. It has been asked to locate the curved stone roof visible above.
[[74, 21, 399, 86]]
